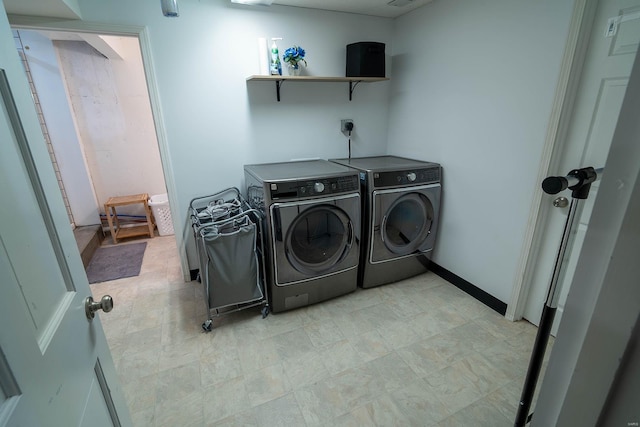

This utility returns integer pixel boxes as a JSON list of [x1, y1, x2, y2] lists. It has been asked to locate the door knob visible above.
[[85, 295, 114, 320], [553, 197, 569, 208]]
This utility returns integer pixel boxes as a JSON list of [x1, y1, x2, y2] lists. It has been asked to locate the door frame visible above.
[[6, 14, 189, 282], [506, 0, 600, 321]]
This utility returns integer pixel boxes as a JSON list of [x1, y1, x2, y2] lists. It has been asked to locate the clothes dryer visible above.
[[244, 160, 360, 312], [330, 156, 441, 288]]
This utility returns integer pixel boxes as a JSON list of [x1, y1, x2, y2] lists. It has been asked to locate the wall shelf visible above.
[[246, 75, 390, 102]]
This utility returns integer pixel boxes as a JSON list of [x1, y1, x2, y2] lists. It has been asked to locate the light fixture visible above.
[[387, 0, 414, 6], [230, 0, 274, 6], [161, 0, 179, 17]]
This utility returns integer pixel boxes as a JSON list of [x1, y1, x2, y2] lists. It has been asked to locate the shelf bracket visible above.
[[349, 81, 361, 101], [275, 79, 285, 102]]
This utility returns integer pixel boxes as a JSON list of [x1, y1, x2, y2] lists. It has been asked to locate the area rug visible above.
[[86, 242, 147, 284]]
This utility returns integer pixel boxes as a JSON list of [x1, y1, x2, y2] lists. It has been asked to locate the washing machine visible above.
[[244, 160, 361, 313], [330, 156, 441, 288]]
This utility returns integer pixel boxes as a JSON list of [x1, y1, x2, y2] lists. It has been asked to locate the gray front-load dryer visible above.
[[330, 156, 441, 288], [244, 160, 361, 312]]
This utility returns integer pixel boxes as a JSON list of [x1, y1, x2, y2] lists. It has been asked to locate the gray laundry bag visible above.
[[201, 219, 263, 309]]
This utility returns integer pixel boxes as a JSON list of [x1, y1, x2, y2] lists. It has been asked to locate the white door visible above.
[[523, 0, 640, 331], [0, 7, 130, 427]]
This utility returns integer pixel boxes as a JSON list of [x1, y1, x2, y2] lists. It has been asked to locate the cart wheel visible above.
[[261, 306, 269, 319], [201, 320, 213, 332]]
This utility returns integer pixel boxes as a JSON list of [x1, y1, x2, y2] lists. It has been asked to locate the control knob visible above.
[[314, 182, 325, 193], [407, 172, 417, 182]]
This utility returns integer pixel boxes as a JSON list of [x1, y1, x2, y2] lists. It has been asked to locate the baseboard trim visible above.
[[191, 264, 507, 315], [430, 262, 507, 315]]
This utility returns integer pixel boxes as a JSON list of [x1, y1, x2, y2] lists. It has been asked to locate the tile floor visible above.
[[90, 235, 550, 426]]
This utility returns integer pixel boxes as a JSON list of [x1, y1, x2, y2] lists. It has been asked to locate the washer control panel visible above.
[[373, 166, 440, 188], [269, 175, 359, 199]]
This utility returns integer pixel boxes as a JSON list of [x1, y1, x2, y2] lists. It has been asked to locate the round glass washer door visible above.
[[381, 193, 433, 255], [285, 205, 352, 275]]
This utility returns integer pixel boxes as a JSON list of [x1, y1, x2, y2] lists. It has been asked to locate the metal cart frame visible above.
[[189, 188, 269, 332]]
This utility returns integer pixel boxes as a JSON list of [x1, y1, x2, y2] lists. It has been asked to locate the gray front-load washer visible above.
[[330, 156, 441, 288], [244, 160, 361, 312]]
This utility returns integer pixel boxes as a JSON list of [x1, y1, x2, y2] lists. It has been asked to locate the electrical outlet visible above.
[[341, 119, 354, 133]]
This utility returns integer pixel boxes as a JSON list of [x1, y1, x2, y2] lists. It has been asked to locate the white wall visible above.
[[54, 37, 166, 217], [71, 0, 393, 268], [19, 30, 99, 226], [20, 0, 577, 295], [388, 0, 575, 302], [149, 3, 392, 200]]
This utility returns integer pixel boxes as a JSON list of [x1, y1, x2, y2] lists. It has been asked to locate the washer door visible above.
[[370, 184, 441, 263], [270, 193, 360, 285]]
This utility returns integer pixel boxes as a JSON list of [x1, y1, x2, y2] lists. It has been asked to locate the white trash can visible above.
[[148, 193, 175, 236]]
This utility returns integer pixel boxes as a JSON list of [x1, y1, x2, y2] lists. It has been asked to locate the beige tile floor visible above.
[[90, 235, 550, 426]]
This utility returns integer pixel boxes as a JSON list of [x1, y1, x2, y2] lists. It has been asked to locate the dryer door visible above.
[[370, 184, 441, 263], [270, 193, 360, 285]]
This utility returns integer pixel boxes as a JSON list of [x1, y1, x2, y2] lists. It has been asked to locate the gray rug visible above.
[[86, 242, 147, 284]]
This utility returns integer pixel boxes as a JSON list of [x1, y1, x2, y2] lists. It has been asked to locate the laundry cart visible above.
[[190, 187, 269, 332]]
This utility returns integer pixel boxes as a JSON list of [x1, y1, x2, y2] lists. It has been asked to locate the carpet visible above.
[[86, 242, 147, 284]]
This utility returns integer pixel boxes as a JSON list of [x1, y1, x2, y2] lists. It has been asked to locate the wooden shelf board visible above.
[[246, 75, 389, 83], [116, 225, 153, 239]]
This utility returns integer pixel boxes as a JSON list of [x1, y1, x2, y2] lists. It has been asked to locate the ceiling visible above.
[[2, 0, 433, 20], [269, 0, 433, 18], [3, 0, 82, 19]]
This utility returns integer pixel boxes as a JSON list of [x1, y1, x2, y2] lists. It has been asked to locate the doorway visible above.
[[508, 0, 640, 329], [14, 28, 173, 265]]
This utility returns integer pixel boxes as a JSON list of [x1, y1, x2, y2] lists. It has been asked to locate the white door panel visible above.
[[582, 79, 628, 165], [524, 0, 640, 329], [609, 6, 640, 55], [0, 87, 72, 349], [0, 5, 130, 426], [80, 366, 115, 427]]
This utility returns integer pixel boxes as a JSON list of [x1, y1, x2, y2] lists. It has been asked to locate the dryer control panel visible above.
[[373, 166, 441, 188], [269, 175, 359, 200]]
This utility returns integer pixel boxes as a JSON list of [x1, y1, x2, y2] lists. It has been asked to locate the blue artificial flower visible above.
[[282, 45, 307, 66]]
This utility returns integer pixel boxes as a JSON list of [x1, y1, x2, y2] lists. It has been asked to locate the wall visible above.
[[70, 0, 393, 268], [388, 0, 574, 302], [15, 0, 576, 298], [54, 36, 166, 217], [18, 30, 99, 226], [150, 3, 391, 202]]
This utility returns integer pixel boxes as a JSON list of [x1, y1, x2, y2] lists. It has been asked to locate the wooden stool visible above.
[[104, 194, 155, 244]]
